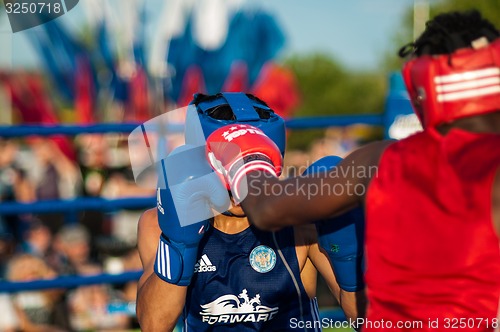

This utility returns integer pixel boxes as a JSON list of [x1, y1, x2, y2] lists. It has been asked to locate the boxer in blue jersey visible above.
[[135, 93, 365, 331]]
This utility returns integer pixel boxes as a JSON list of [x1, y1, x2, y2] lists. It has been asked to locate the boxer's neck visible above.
[[213, 213, 250, 234], [437, 111, 500, 135]]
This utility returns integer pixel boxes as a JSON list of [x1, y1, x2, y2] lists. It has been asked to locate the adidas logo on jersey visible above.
[[194, 254, 217, 273]]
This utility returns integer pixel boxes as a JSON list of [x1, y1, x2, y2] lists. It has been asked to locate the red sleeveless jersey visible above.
[[365, 128, 500, 331]]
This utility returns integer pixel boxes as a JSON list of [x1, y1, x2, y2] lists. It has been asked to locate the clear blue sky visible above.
[[0, 0, 417, 71], [252, 0, 416, 69]]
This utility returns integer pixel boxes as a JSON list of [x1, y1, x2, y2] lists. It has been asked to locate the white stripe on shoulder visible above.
[[165, 242, 171, 280], [437, 85, 500, 102], [160, 241, 166, 278], [156, 239, 162, 276], [434, 67, 500, 84], [436, 76, 500, 93]]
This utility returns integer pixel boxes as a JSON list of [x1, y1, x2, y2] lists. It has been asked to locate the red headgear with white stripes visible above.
[[402, 37, 500, 128]]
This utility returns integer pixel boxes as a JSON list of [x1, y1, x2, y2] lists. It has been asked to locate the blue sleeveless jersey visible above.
[[183, 225, 321, 331]]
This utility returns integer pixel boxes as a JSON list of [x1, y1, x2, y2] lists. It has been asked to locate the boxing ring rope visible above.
[[0, 115, 383, 322], [0, 197, 155, 214], [0, 114, 384, 137], [0, 271, 143, 293]]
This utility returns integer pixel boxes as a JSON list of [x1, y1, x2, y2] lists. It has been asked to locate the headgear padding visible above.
[[402, 37, 500, 128], [185, 92, 286, 155]]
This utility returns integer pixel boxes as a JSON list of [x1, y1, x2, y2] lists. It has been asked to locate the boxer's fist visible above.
[[154, 144, 230, 286], [206, 124, 283, 202]]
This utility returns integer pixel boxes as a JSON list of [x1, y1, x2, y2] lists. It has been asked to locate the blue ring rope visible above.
[[0, 271, 142, 293], [0, 115, 383, 137], [0, 123, 139, 137], [0, 197, 155, 215]]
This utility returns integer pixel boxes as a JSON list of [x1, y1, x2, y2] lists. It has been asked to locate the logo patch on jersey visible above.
[[200, 289, 279, 325], [249, 245, 276, 273], [194, 254, 217, 273]]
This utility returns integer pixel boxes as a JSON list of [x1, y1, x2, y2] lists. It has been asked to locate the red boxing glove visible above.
[[206, 124, 283, 202]]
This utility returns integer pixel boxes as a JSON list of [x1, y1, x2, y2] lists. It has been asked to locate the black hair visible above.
[[399, 10, 500, 58], [192, 93, 273, 120]]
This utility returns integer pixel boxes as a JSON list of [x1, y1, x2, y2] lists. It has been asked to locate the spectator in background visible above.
[[19, 220, 60, 271], [0, 138, 35, 239], [52, 224, 133, 331], [77, 134, 155, 246], [6, 254, 71, 331], [0, 233, 16, 278], [0, 294, 19, 332], [67, 264, 130, 331], [76, 134, 128, 239], [53, 224, 96, 276], [101, 167, 154, 247], [76, 135, 109, 200], [119, 248, 142, 329], [28, 138, 81, 235], [29, 138, 81, 201], [120, 248, 142, 303], [20, 220, 52, 258]]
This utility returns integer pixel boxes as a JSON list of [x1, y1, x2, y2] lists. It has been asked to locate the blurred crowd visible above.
[[0, 134, 151, 331], [0, 125, 371, 331]]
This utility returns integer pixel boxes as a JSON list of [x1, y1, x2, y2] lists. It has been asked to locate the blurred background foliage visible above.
[[284, 0, 500, 150], [284, 54, 386, 150]]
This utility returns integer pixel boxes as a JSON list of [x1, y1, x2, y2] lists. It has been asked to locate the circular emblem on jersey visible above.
[[249, 245, 276, 273]]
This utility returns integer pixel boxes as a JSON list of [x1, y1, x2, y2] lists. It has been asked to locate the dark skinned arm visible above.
[[242, 140, 394, 231]]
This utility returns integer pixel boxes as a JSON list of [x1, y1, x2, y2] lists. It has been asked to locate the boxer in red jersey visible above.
[[205, 10, 500, 331]]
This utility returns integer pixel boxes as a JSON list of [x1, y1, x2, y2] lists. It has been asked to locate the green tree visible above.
[[284, 53, 386, 150], [431, 0, 500, 26]]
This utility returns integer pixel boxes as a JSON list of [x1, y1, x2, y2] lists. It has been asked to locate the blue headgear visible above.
[[184, 92, 286, 156]]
